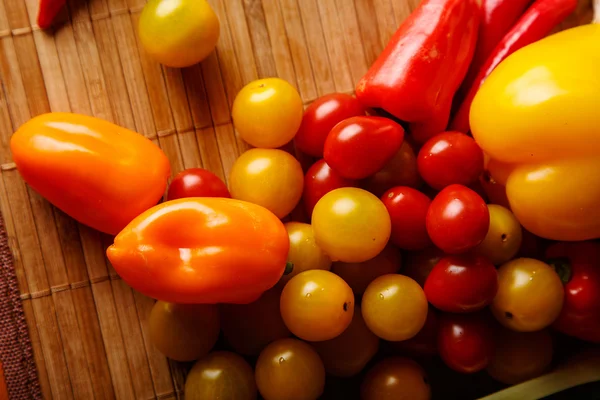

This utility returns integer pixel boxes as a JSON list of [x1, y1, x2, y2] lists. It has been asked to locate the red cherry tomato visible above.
[[417, 132, 484, 190], [381, 187, 431, 250], [303, 159, 357, 217], [167, 168, 230, 200], [295, 93, 366, 157], [438, 312, 495, 374], [424, 255, 498, 313], [388, 306, 439, 357], [426, 184, 490, 254], [402, 247, 446, 287], [324, 116, 405, 180]]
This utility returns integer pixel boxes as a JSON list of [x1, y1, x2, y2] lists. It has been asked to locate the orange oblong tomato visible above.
[[107, 197, 290, 304], [10, 112, 171, 235]]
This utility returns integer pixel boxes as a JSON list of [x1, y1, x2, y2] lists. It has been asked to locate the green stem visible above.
[[547, 257, 572, 284], [284, 262, 294, 275]]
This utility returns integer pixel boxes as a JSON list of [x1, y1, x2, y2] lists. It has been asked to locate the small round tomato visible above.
[[167, 168, 230, 200], [417, 131, 484, 190], [324, 116, 405, 180], [387, 307, 439, 358], [361, 357, 431, 400], [303, 159, 357, 217], [149, 301, 219, 362], [255, 338, 325, 400], [402, 247, 445, 287], [311, 305, 379, 377], [280, 270, 354, 341], [232, 78, 303, 148], [280, 222, 332, 285], [438, 312, 495, 374], [426, 184, 490, 254], [229, 149, 303, 218], [382, 186, 431, 250], [331, 245, 401, 295], [312, 188, 391, 263], [219, 287, 291, 356], [487, 328, 553, 385], [424, 254, 498, 313], [362, 140, 422, 197], [474, 205, 523, 265], [362, 274, 428, 341], [138, 0, 220, 68], [492, 258, 564, 332], [480, 171, 511, 209], [294, 93, 366, 157], [185, 352, 256, 400]]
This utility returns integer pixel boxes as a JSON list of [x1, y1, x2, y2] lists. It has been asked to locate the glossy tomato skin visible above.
[[438, 312, 495, 374], [417, 131, 484, 190], [382, 187, 431, 250], [295, 93, 366, 157], [303, 159, 357, 217], [324, 116, 405, 180], [167, 168, 230, 200], [361, 357, 431, 400], [387, 307, 439, 358], [424, 255, 498, 313], [426, 184, 490, 254]]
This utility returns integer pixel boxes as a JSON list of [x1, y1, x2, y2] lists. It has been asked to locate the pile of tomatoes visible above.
[[147, 77, 594, 400]]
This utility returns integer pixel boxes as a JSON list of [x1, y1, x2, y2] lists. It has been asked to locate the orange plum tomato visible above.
[[361, 357, 431, 400], [280, 270, 354, 342], [311, 306, 380, 378], [331, 245, 401, 295], [474, 204, 523, 265], [148, 301, 219, 362], [185, 351, 257, 400], [138, 0, 220, 68], [167, 168, 230, 200], [487, 328, 554, 385], [362, 274, 428, 341], [312, 187, 391, 263], [492, 258, 564, 332], [232, 78, 303, 149], [255, 338, 325, 400], [219, 287, 291, 356], [280, 222, 332, 286], [229, 149, 304, 218]]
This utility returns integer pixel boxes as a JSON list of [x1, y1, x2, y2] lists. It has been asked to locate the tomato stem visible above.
[[284, 262, 294, 275], [547, 257, 572, 284]]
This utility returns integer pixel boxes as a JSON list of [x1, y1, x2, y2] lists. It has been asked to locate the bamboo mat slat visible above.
[[0, 0, 593, 398]]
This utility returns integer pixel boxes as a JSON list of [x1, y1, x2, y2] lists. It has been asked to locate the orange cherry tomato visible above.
[[280, 270, 354, 342], [311, 306, 380, 377], [361, 357, 431, 400], [230, 149, 304, 218], [255, 338, 325, 400], [11, 112, 170, 235]]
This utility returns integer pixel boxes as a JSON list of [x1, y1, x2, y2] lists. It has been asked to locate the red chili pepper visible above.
[[37, 0, 66, 29], [546, 241, 600, 344], [355, 0, 480, 144], [450, 0, 578, 133]]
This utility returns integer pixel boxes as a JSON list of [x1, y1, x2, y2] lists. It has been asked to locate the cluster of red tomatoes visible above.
[[150, 77, 598, 400]]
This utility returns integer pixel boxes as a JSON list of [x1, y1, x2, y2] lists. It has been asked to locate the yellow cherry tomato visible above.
[[280, 270, 354, 342], [255, 338, 325, 400], [185, 351, 257, 400], [229, 149, 303, 218], [311, 305, 379, 378], [492, 258, 564, 332], [362, 274, 428, 341], [474, 204, 523, 265], [219, 287, 291, 356], [332, 245, 401, 295], [148, 301, 219, 362], [138, 0, 220, 68], [232, 78, 303, 148], [312, 187, 391, 263], [361, 357, 431, 400], [280, 222, 332, 286]]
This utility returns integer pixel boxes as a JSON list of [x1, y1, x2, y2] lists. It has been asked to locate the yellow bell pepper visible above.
[[470, 23, 600, 241]]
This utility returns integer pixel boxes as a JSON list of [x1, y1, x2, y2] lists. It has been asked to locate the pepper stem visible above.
[[547, 257, 572, 284], [284, 262, 294, 275]]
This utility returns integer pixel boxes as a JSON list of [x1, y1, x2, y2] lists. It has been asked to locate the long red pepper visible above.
[[355, 0, 481, 143], [37, 0, 66, 29], [450, 0, 578, 133]]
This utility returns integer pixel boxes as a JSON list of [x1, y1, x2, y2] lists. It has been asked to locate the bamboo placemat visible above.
[[0, 0, 593, 398]]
